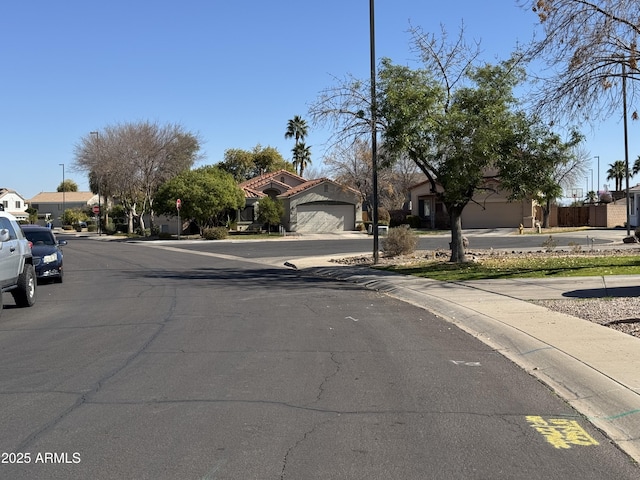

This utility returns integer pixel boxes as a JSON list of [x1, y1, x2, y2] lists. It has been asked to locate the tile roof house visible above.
[[409, 177, 537, 229], [0, 188, 29, 221], [238, 170, 362, 232], [29, 191, 100, 227]]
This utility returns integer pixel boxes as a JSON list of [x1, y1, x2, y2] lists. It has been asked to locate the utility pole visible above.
[[369, 0, 379, 264]]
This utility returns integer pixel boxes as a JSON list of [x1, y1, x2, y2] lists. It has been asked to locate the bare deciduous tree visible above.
[[324, 138, 423, 215], [74, 121, 202, 234], [522, 0, 640, 122]]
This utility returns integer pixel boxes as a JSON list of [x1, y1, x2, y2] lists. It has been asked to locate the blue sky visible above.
[[2, 1, 636, 200]]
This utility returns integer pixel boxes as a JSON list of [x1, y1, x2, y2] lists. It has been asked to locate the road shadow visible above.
[[122, 266, 367, 293]]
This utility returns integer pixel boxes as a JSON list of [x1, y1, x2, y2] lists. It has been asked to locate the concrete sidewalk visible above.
[[296, 262, 640, 463]]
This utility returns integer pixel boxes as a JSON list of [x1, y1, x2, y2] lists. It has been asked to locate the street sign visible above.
[[176, 199, 181, 210], [92, 205, 100, 214]]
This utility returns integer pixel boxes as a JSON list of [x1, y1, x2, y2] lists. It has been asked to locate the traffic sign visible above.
[[92, 205, 100, 214], [176, 199, 182, 210]]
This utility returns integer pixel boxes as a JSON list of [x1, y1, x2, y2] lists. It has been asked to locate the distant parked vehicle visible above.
[[0, 210, 37, 315], [21, 225, 67, 283]]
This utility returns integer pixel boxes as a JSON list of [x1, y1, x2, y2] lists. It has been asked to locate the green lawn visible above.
[[378, 255, 640, 281]]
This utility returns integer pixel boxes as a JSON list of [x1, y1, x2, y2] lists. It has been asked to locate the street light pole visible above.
[[622, 61, 631, 236], [594, 156, 600, 194], [369, 0, 379, 264], [59, 163, 65, 227], [90, 131, 101, 235]]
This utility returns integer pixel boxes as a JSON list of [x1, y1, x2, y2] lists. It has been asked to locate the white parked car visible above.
[[0, 208, 37, 315]]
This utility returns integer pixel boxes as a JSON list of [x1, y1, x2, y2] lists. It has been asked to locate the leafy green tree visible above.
[[498, 127, 585, 228], [218, 149, 255, 181], [218, 145, 293, 182], [154, 166, 245, 234], [252, 145, 292, 176], [63, 208, 88, 226], [311, 26, 577, 262], [57, 179, 78, 192], [25, 207, 38, 224], [256, 196, 284, 233], [379, 56, 530, 262]]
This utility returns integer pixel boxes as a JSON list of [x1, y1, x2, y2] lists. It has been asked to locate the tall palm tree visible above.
[[285, 116, 309, 175], [585, 190, 598, 204], [632, 155, 640, 177], [285, 115, 308, 146], [606, 160, 627, 191], [292, 142, 312, 177]]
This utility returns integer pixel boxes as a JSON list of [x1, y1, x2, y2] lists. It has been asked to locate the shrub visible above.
[[104, 221, 116, 235], [406, 215, 422, 229], [203, 227, 228, 240], [635, 226, 640, 240], [541, 235, 557, 252], [378, 207, 391, 226], [389, 210, 408, 227], [382, 225, 418, 257]]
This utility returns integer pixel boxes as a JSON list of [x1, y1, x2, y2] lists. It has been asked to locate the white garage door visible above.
[[296, 204, 355, 232]]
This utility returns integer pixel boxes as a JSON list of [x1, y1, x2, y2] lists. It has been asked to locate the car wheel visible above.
[[12, 264, 37, 307], [55, 270, 63, 284]]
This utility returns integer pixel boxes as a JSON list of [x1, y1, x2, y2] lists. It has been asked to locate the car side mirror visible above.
[[58, 239, 68, 246], [0, 228, 10, 243]]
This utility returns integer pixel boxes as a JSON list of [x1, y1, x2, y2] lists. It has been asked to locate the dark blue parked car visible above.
[[21, 225, 67, 283]]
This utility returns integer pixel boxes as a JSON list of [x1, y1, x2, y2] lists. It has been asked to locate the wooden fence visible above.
[[557, 207, 590, 227]]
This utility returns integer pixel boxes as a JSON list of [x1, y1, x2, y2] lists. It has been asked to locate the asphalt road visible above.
[[165, 231, 614, 262], [0, 237, 638, 479]]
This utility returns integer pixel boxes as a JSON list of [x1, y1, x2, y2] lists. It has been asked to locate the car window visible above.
[[0, 217, 18, 240], [24, 231, 55, 245]]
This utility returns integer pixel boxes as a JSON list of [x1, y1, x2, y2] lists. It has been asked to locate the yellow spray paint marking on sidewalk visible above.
[[526, 416, 599, 449]]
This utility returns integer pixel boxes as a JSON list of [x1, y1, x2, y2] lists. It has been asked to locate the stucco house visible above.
[[0, 188, 29, 221], [239, 170, 362, 232], [409, 177, 537, 229], [29, 191, 100, 227]]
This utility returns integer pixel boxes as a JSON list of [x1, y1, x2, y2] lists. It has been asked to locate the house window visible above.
[[2, 201, 7, 209], [422, 200, 431, 217], [324, 185, 329, 193], [239, 205, 254, 222], [15, 201, 21, 209], [418, 199, 430, 218], [280, 177, 285, 183]]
